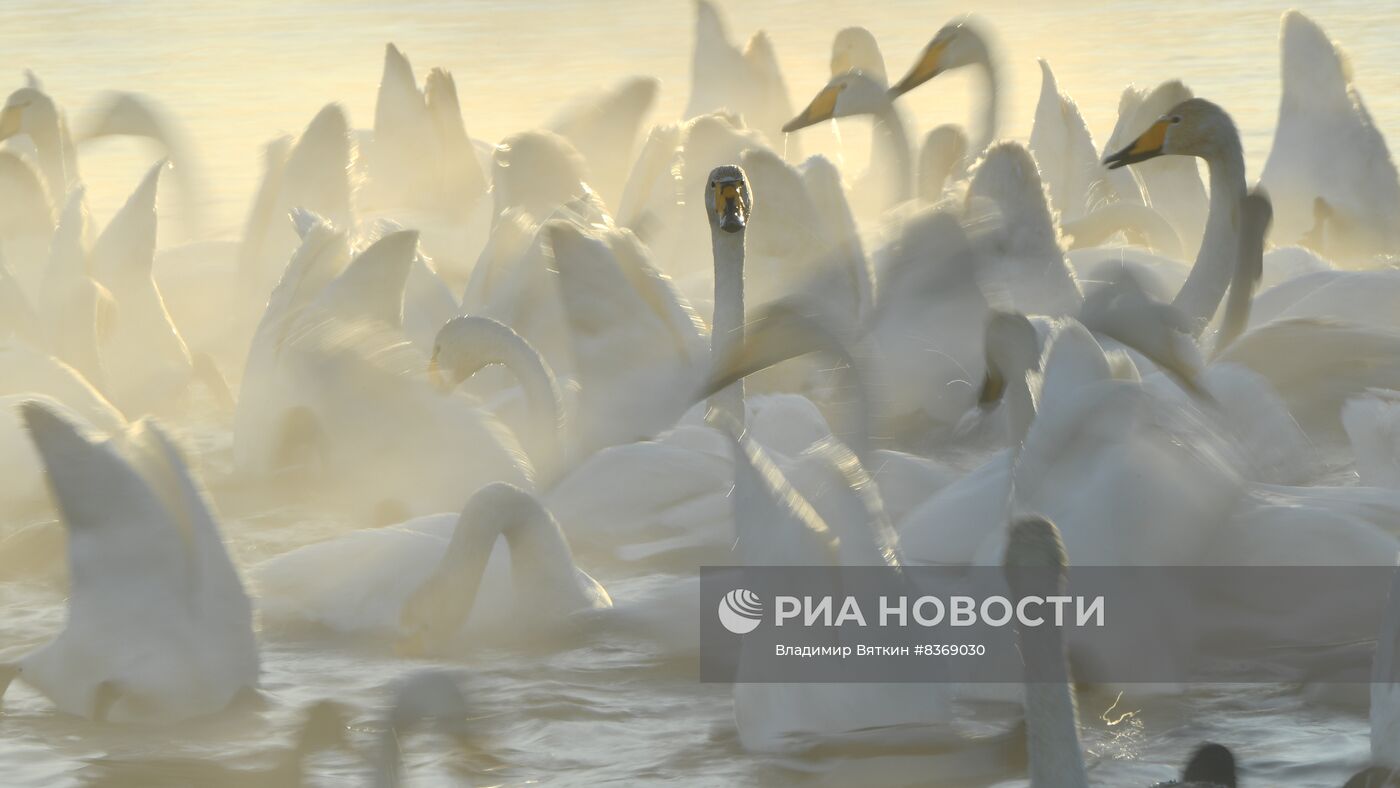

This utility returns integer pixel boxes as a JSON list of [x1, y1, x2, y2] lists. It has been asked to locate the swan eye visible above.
[[1170, 115, 1182, 124]]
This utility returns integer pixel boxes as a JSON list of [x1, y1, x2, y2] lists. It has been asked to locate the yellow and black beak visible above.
[[1104, 118, 1170, 170], [783, 83, 845, 133], [888, 37, 949, 99], [0, 104, 23, 141], [427, 350, 451, 393], [713, 178, 747, 233], [977, 364, 1006, 408]]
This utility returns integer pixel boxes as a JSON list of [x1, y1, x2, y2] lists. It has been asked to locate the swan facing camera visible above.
[[718, 589, 764, 634]]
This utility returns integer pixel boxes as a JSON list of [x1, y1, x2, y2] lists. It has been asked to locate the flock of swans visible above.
[[5, 3, 1400, 785]]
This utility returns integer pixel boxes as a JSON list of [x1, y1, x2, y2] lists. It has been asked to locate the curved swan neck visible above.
[[872, 104, 913, 206], [1018, 617, 1089, 787], [412, 486, 576, 640], [480, 333, 564, 481], [1172, 140, 1246, 336], [709, 227, 747, 426], [440, 318, 565, 483]]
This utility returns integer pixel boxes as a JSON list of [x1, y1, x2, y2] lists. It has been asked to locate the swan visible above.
[[1342, 563, 1400, 786], [244, 230, 537, 521], [965, 141, 1084, 317], [888, 17, 999, 159], [77, 91, 206, 242], [784, 69, 912, 211], [1260, 11, 1400, 261], [548, 76, 659, 212], [718, 410, 966, 753], [428, 315, 565, 485], [36, 187, 111, 389], [1105, 98, 1247, 337], [1, 402, 257, 722], [88, 160, 211, 415], [1028, 60, 1110, 223], [830, 27, 886, 82], [0, 84, 78, 200], [1003, 516, 1238, 787], [254, 481, 609, 652], [1103, 80, 1208, 252], [683, 0, 799, 160], [239, 103, 354, 293]]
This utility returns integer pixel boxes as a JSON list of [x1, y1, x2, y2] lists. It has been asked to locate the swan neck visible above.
[[710, 227, 746, 426], [1172, 143, 1246, 336], [490, 334, 565, 484], [1019, 622, 1089, 788], [372, 727, 403, 788], [977, 57, 1000, 155], [1006, 371, 1037, 447], [872, 104, 913, 206]]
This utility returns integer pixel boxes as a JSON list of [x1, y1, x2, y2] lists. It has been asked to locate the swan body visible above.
[[1260, 11, 1400, 261], [255, 482, 609, 653], [4, 403, 256, 722]]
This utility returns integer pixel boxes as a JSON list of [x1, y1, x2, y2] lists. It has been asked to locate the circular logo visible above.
[[718, 589, 764, 634]]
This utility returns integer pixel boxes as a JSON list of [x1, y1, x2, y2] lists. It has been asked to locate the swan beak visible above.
[[0, 105, 22, 141], [978, 366, 1005, 407], [888, 38, 949, 98], [714, 180, 747, 233], [1104, 119, 1169, 169], [427, 353, 451, 393], [783, 83, 844, 133]]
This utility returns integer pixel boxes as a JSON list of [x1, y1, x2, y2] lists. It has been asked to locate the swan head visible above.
[[783, 70, 889, 132], [980, 311, 1040, 407], [830, 27, 886, 83], [1179, 742, 1237, 787], [705, 164, 751, 234], [888, 18, 990, 99], [427, 315, 523, 393], [0, 88, 47, 141], [1002, 516, 1068, 601], [1103, 97, 1236, 169]]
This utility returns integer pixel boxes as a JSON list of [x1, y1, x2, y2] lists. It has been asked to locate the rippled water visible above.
[[2, 0, 1398, 785]]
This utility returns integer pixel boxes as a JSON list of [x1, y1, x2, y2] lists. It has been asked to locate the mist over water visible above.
[[11, 0, 1399, 232], [2, 1, 1400, 786]]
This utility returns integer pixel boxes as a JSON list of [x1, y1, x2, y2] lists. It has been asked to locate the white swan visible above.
[[1103, 80, 1208, 252], [830, 27, 886, 82], [548, 76, 659, 212], [888, 17, 999, 158], [783, 69, 912, 212], [1105, 98, 1247, 337], [0, 84, 78, 200], [1260, 11, 1400, 261], [77, 91, 207, 242], [965, 141, 1084, 317], [682, 0, 798, 159], [1003, 517, 1239, 787], [255, 482, 609, 653], [1, 402, 257, 722], [90, 160, 200, 415], [239, 103, 354, 293]]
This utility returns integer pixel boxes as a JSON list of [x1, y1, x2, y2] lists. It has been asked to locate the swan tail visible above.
[[1343, 392, 1400, 488]]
